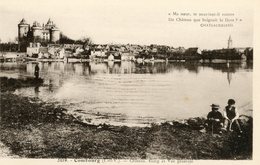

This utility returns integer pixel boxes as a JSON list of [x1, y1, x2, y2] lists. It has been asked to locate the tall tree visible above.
[[59, 32, 75, 44], [76, 36, 93, 50]]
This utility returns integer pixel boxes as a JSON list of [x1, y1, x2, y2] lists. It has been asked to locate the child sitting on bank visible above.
[[206, 104, 223, 134], [222, 99, 242, 133]]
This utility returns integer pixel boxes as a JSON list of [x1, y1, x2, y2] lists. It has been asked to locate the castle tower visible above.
[[18, 18, 30, 51], [32, 21, 42, 41], [45, 18, 60, 43], [45, 18, 55, 29], [227, 35, 232, 49], [50, 27, 60, 43], [18, 18, 30, 42]]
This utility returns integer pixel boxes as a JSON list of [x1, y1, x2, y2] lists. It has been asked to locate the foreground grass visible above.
[[0, 77, 43, 92], [0, 77, 253, 159]]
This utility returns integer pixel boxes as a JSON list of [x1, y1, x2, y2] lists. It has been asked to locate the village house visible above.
[[108, 54, 114, 61], [90, 45, 107, 58], [48, 46, 65, 59], [26, 42, 41, 56], [170, 47, 186, 54], [121, 51, 136, 61], [128, 45, 143, 55], [63, 44, 83, 50], [38, 47, 51, 58], [151, 47, 158, 53], [73, 47, 84, 56], [27, 42, 65, 58], [184, 47, 202, 56]]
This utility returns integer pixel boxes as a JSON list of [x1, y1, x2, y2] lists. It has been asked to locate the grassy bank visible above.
[[0, 77, 253, 159], [0, 77, 43, 92]]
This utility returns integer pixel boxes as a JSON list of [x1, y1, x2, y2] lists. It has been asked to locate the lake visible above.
[[0, 60, 253, 126]]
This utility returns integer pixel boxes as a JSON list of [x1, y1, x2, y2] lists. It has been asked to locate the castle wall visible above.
[[42, 30, 50, 41]]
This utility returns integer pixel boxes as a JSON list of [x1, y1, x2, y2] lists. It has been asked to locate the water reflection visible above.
[[0, 61, 253, 126], [1, 61, 253, 94], [7, 61, 250, 80], [34, 86, 40, 97]]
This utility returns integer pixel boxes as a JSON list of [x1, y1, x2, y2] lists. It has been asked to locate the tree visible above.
[[76, 36, 93, 50], [59, 32, 75, 44]]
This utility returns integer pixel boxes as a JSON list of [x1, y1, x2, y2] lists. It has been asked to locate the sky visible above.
[[0, 0, 254, 49]]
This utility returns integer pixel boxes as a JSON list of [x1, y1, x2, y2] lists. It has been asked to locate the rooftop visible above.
[[19, 18, 28, 25]]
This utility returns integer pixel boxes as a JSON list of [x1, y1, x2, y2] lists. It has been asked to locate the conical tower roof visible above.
[[46, 18, 53, 25], [19, 18, 28, 24], [32, 21, 41, 27]]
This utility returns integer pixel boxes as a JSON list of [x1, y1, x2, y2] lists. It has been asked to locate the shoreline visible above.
[[0, 52, 253, 63], [0, 77, 253, 159]]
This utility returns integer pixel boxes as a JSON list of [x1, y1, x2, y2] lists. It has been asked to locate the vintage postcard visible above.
[[0, 0, 259, 164]]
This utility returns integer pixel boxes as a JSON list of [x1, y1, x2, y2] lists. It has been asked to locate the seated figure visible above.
[[223, 99, 242, 133], [206, 104, 223, 134]]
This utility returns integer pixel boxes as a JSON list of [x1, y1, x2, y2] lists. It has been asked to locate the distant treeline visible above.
[[60, 33, 93, 48], [0, 43, 18, 52], [136, 48, 253, 61]]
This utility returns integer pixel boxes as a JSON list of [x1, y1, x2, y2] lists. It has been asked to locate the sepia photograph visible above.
[[0, 0, 257, 163]]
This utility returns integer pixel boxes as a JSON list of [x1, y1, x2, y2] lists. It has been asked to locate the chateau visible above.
[[18, 18, 60, 45]]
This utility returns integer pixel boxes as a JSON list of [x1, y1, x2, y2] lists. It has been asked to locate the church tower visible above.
[[227, 35, 232, 49]]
